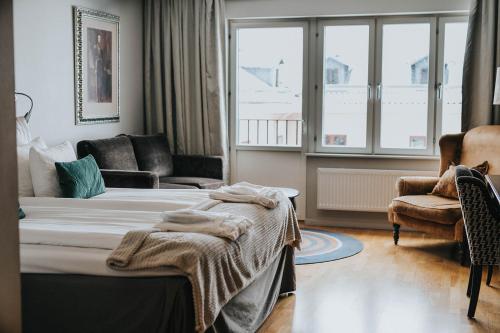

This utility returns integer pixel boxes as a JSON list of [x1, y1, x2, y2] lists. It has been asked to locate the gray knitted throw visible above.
[[106, 193, 301, 332]]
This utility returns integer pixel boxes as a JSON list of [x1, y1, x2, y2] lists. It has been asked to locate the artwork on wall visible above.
[[73, 7, 119, 125]]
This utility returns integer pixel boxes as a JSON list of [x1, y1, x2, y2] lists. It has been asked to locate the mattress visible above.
[[19, 188, 213, 277]]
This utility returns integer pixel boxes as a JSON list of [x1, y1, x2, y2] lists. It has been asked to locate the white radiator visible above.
[[317, 168, 436, 212]]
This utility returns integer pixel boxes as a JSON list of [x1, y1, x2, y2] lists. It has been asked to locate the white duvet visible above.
[[19, 188, 212, 277]]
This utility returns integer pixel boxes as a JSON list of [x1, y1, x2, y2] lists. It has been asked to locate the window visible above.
[[318, 20, 374, 153], [231, 22, 307, 148], [376, 19, 435, 154], [230, 15, 468, 155], [436, 18, 468, 140]]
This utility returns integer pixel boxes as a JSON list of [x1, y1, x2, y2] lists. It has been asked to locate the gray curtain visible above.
[[462, 0, 500, 130], [144, 0, 228, 159]]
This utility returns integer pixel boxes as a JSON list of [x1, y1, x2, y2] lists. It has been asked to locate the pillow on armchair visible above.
[[431, 161, 489, 199]]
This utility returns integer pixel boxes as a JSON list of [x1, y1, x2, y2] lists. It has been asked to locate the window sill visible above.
[[305, 153, 440, 160], [234, 145, 302, 152]]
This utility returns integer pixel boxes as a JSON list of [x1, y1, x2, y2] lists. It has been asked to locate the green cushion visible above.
[[55, 155, 105, 199], [19, 207, 26, 219]]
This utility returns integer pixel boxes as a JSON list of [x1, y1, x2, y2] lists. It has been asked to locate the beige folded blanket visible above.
[[209, 181, 279, 208], [157, 209, 254, 241], [106, 191, 301, 332]]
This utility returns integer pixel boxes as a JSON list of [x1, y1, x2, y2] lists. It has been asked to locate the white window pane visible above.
[[441, 22, 468, 135], [236, 27, 303, 147], [322, 25, 370, 148], [380, 23, 430, 149]]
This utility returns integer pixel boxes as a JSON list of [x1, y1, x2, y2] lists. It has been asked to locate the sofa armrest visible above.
[[396, 176, 440, 196], [172, 155, 224, 180], [438, 132, 465, 176], [100, 169, 159, 189]]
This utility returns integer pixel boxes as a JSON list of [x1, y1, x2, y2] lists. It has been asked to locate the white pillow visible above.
[[29, 141, 77, 197], [17, 137, 47, 197], [16, 117, 32, 146]]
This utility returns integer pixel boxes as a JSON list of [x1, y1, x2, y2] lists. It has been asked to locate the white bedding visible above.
[[20, 188, 213, 277]]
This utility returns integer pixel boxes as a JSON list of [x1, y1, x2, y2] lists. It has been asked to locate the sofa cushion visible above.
[[391, 194, 462, 225], [158, 182, 197, 189], [77, 136, 139, 171], [128, 134, 173, 177], [160, 176, 224, 190]]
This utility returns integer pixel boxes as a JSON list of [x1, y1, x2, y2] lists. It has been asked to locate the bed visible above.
[[19, 189, 300, 333]]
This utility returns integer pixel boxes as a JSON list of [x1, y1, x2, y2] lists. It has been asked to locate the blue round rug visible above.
[[295, 229, 363, 265]]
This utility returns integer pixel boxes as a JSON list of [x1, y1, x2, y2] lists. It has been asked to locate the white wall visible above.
[[14, 0, 143, 146], [226, 0, 470, 18], [228, 0, 470, 224], [233, 151, 307, 219]]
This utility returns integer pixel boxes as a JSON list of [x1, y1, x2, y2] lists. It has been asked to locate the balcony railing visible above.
[[238, 119, 302, 146]]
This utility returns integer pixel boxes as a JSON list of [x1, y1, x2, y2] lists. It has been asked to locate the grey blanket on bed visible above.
[[106, 192, 301, 332]]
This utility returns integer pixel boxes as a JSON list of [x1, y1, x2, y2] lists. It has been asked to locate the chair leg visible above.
[[466, 266, 473, 297], [468, 265, 482, 318], [393, 224, 400, 245], [486, 265, 493, 286]]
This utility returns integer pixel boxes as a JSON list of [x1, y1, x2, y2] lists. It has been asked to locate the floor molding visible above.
[[304, 217, 410, 231]]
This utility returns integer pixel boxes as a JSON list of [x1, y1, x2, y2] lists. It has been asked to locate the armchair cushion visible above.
[[128, 134, 173, 177], [431, 161, 489, 199], [396, 176, 439, 196], [391, 195, 462, 225], [100, 169, 159, 189], [160, 176, 224, 190], [77, 137, 139, 171]]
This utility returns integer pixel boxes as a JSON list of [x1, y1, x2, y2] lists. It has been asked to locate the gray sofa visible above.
[[77, 134, 225, 190]]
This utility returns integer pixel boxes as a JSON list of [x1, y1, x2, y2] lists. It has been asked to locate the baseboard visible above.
[[304, 217, 413, 231]]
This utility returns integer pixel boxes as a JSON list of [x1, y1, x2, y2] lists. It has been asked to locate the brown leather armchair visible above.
[[388, 125, 500, 256]]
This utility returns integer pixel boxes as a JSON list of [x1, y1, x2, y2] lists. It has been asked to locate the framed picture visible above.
[[73, 7, 119, 125]]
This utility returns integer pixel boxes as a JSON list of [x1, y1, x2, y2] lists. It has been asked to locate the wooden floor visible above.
[[259, 227, 499, 333]]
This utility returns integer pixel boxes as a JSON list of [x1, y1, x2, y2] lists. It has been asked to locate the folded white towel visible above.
[[156, 209, 254, 241], [209, 182, 280, 209]]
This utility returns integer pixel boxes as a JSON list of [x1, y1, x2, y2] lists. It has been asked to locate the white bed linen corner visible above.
[[20, 188, 214, 277]]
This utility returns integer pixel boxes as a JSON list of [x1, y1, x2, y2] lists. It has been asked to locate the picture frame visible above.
[[73, 6, 120, 125]]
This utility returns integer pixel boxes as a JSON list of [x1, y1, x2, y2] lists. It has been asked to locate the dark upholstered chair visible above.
[[77, 134, 225, 190], [455, 166, 500, 318]]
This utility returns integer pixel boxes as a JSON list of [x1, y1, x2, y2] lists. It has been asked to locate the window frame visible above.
[[228, 14, 468, 156], [229, 19, 310, 152], [434, 15, 469, 154], [373, 16, 438, 156], [315, 18, 376, 154]]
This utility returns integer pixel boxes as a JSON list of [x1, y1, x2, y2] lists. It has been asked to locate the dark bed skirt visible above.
[[21, 246, 295, 333]]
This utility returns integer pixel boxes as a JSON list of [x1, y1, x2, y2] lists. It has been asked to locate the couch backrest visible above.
[[128, 134, 173, 177], [76, 136, 139, 171], [460, 125, 500, 175]]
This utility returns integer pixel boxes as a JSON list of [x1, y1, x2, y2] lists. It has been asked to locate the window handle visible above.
[[367, 84, 372, 100], [436, 83, 443, 100], [376, 84, 382, 100]]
